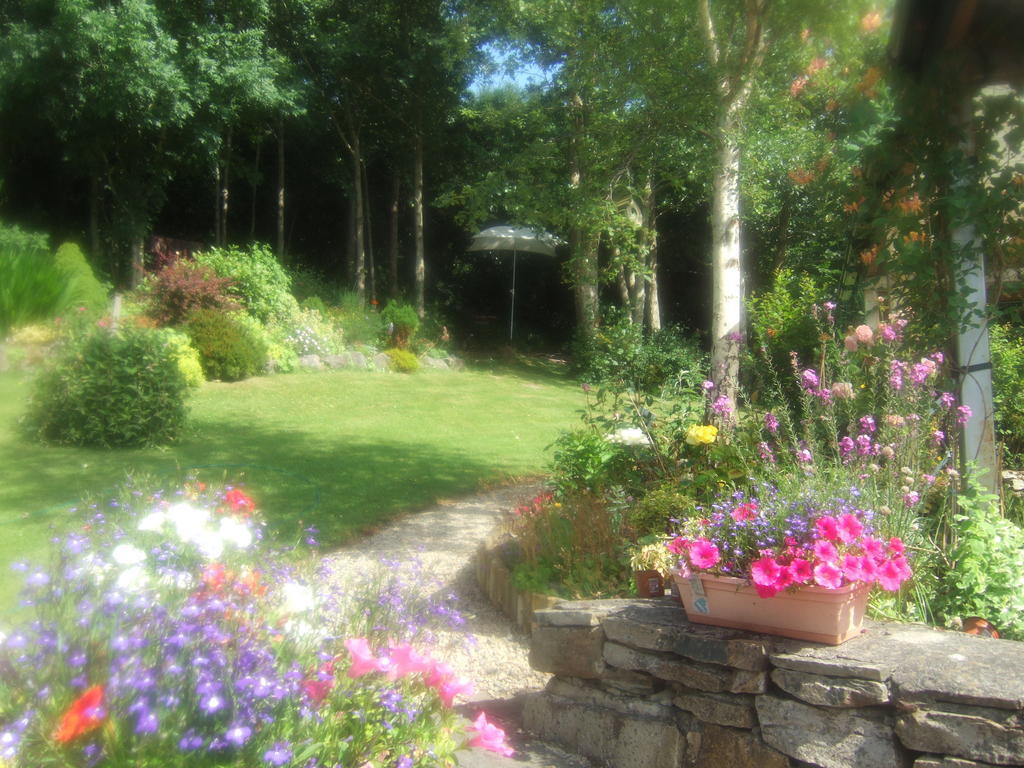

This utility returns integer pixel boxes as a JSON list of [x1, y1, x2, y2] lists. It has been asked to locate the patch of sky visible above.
[[469, 41, 559, 93]]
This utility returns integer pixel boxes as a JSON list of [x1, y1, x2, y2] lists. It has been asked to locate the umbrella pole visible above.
[[510, 246, 517, 343]]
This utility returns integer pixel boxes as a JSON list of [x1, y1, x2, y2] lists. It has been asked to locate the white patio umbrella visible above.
[[467, 225, 559, 341]]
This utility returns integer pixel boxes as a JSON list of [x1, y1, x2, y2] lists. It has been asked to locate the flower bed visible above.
[[0, 481, 512, 766]]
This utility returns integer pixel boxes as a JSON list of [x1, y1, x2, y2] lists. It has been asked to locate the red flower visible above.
[[225, 489, 255, 513], [54, 685, 105, 743]]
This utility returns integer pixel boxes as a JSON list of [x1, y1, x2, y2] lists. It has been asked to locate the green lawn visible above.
[[0, 365, 583, 615]]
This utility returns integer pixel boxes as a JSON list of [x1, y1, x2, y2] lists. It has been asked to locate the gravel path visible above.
[[320, 483, 592, 768]]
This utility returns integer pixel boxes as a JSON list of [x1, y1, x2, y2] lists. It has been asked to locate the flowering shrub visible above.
[[0, 482, 512, 766], [668, 486, 912, 598]]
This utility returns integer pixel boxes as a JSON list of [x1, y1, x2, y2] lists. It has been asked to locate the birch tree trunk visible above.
[[641, 180, 661, 331], [351, 130, 366, 303], [413, 132, 426, 319], [388, 172, 399, 298]]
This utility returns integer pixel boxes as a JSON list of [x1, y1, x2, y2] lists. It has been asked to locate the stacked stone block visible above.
[[524, 599, 1024, 768]]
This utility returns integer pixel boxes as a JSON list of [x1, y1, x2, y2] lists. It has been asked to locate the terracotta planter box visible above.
[[634, 569, 664, 598], [672, 572, 870, 645]]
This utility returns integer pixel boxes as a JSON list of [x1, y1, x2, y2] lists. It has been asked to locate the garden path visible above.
[[322, 483, 592, 768]]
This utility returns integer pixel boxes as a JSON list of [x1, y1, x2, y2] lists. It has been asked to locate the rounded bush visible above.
[[159, 328, 205, 388], [381, 301, 420, 349], [143, 260, 238, 327], [24, 327, 189, 447], [195, 244, 299, 324], [186, 309, 267, 382], [386, 347, 420, 373]]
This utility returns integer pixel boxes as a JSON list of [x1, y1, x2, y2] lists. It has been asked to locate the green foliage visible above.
[[143, 260, 238, 327], [380, 301, 420, 349], [53, 242, 109, 313], [575, 311, 707, 396], [185, 309, 267, 382], [330, 292, 385, 347], [273, 308, 344, 357], [159, 327, 205, 388], [300, 295, 329, 315], [624, 483, 695, 539], [386, 347, 420, 373], [0, 221, 49, 254], [23, 327, 189, 448], [0, 245, 77, 337], [935, 475, 1024, 641], [195, 244, 299, 324], [990, 322, 1024, 462]]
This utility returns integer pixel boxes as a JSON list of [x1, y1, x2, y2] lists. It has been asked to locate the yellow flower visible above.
[[685, 424, 719, 446]]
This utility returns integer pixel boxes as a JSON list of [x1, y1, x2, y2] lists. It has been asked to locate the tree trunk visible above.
[[362, 158, 375, 303], [388, 172, 400, 298], [214, 163, 222, 247], [250, 136, 261, 238], [413, 132, 426, 319], [89, 174, 101, 261], [276, 115, 285, 259], [641, 180, 661, 331], [219, 127, 232, 246], [129, 236, 145, 289], [352, 131, 365, 303], [710, 108, 743, 426], [571, 228, 600, 335]]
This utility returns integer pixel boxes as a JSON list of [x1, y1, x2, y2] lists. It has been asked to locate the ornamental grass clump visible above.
[[0, 481, 512, 767]]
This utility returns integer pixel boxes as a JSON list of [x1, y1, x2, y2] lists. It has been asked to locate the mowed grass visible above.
[[0, 366, 584, 615]]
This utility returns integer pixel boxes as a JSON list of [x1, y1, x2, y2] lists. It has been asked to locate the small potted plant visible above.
[[628, 537, 677, 598]]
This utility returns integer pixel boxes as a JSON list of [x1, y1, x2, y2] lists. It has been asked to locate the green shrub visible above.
[[574, 310, 707, 395], [300, 295, 329, 315], [159, 328, 205, 388], [143, 260, 238, 327], [0, 220, 49, 254], [330, 292, 384, 346], [381, 301, 420, 349], [24, 327, 189, 447], [288, 264, 336, 304], [624, 484, 696, 539], [990, 322, 1024, 462], [196, 244, 299, 324], [186, 309, 267, 382], [386, 347, 420, 373], [54, 242, 109, 313], [275, 308, 344, 357], [265, 340, 299, 373]]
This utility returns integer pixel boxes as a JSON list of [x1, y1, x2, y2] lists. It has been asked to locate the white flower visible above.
[[219, 516, 254, 549], [281, 582, 315, 614], [193, 527, 225, 561], [116, 565, 149, 592], [167, 502, 211, 542], [137, 510, 168, 532], [606, 427, 650, 446], [112, 543, 147, 566]]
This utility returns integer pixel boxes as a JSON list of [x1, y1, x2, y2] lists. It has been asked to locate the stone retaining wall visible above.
[[475, 536, 559, 634], [523, 598, 1024, 768]]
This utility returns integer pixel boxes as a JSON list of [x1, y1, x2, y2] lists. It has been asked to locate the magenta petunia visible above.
[[837, 514, 864, 544], [755, 583, 779, 598], [812, 539, 839, 563], [815, 516, 839, 541], [877, 559, 905, 591], [688, 539, 720, 569], [859, 555, 879, 582], [345, 637, 384, 678], [841, 554, 864, 582], [888, 537, 905, 555], [750, 556, 782, 587], [788, 558, 813, 583], [861, 536, 885, 559], [813, 561, 844, 589]]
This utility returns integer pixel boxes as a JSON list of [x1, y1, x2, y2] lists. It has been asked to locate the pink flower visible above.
[[666, 536, 688, 555], [751, 556, 783, 587], [467, 712, 515, 757], [438, 675, 475, 707], [425, 661, 455, 689], [844, 334, 858, 352], [387, 643, 432, 680], [838, 436, 855, 459], [903, 491, 920, 508], [764, 413, 779, 434], [859, 555, 879, 581], [815, 516, 839, 541], [939, 391, 955, 408], [877, 559, 905, 591], [957, 405, 972, 424], [788, 558, 813, 584], [345, 638, 385, 678], [888, 537, 906, 555], [758, 441, 776, 464], [731, 503, 757, 522], [813, 561, 844, 589], [800, 369, 820, 390], [842, 554, 865, 582], [856, 435, 875, 455], [688, 539, 720, 569], [795, 448, 813, 464], [813, 540, 839, 563], [837, 514, 864, 544], [879, 323, 898, 342], [854, 324, 874, 344], [932, 430, 945, 447], [893, 554, 913, 580], [861, 537, 885, 559], [755, 583, 780, 598], [859, 415, 876, 434]]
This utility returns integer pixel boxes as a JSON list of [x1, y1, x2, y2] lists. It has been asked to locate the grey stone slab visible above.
[[546, 676, 675, 719], [757, 694, 906, 768], [529, 626, 606, 679], [692, 724, 792, 768], [896, 704, 1024, 765], [604, 641, 733, 692], [322, 353, 351, 368], [914, 758, 1004, 768], [421, 355, 449, 369], [522, 691, 688, 768], [673, 690, 756, 728], [598, 667, 663, 696], [373, 352, 390, 371], [348, 351, 368, 368], [535, 609, 603, 628], [298, 354, 323, 370], [729, 669, 768, 694], [771, 668, 891, 707]]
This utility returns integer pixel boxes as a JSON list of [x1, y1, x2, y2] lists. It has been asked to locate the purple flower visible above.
[[855, 434, 874, 456], [702, 380, 715, 392], [939, 391, 955, 408], [932, 430, 945, 447], [838, 436, 855, 458], [764, 413, 779, 434], [795, 448, 813, 464], [757, 442, 775, 464], [859, 415, 876, 435], [264, 742, 293, 766], [711, 395, 732, 416], [957, 405, 972, 424], [134, 710, 159, 735], [800, 369, 819, 390], [903, 491, 920, 508], [225, 723, 252, 747]]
